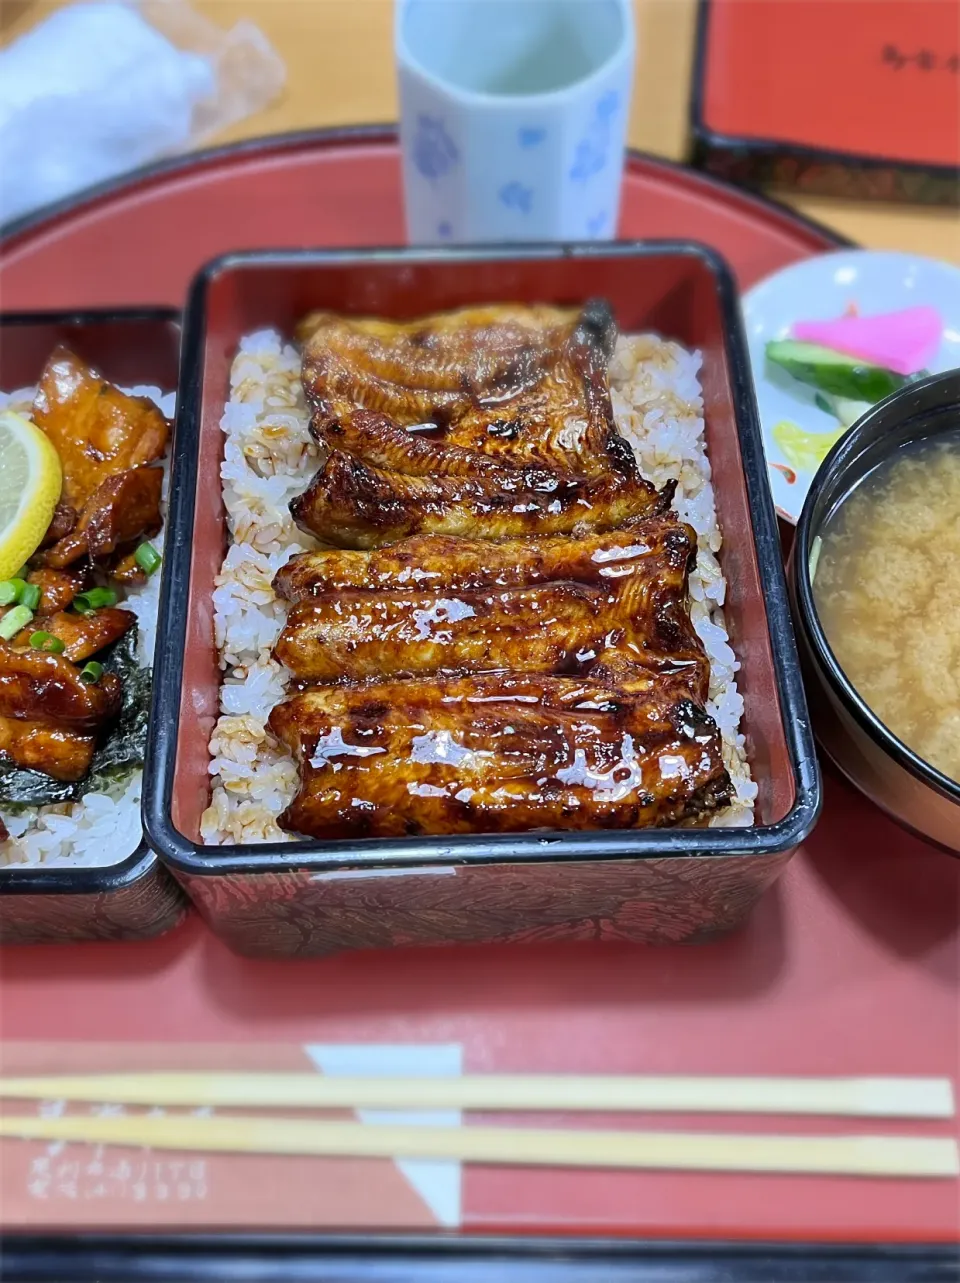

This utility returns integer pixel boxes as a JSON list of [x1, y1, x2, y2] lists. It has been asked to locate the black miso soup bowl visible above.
[[790, 368, 960, 857]]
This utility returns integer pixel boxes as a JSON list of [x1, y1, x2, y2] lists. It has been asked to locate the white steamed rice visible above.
[[201, 330, 757, 844], [0, 386, 175, 868]]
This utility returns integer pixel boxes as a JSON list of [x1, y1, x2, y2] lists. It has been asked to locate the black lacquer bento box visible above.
[[790, 369, 960, 857], [0, 311, 188, 944], [144, 242, 821, 958]]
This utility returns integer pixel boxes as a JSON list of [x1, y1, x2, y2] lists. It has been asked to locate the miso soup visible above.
[[813, 430, 960, 785]]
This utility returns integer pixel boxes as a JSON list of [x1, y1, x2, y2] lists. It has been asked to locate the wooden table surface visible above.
[[3, 0, 959, 263]]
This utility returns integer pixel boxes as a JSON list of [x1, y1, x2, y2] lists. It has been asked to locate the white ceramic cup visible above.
[[396, 0, 635, 244]]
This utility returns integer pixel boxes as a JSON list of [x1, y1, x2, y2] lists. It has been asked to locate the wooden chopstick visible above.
[[0, 1112, 955, 1178], [0, 1073, 953, 1119]]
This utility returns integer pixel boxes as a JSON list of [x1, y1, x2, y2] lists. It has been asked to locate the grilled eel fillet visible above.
[[274, 516, 692, 598], [274, 519, 707, 697], [290, 450, 670, 548], [316, 409, 566, 484], [268, 670, 731, 839], [298, 301, 636, 479]]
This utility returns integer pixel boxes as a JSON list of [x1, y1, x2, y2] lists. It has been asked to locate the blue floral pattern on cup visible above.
[[413, 114, 459, 181], [498, 181, 533, 214], [518, 126, 547, 148], [570, 90, 619, 183], [586, 210, 609, 237]]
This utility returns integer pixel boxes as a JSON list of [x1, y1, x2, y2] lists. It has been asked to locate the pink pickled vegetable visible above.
[[791, 306, 942, 375]]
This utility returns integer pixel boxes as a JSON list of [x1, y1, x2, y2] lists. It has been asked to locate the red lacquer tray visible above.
[[0, 130, 957, 1246]]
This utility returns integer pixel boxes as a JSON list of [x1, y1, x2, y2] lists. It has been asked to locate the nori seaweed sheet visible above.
[[0, 626, 151, 810]]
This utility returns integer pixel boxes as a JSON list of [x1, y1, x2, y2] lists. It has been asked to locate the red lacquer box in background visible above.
[[692, 0, 960, 204], [0, 311, 188, 944], [144, 242, 820, 958]]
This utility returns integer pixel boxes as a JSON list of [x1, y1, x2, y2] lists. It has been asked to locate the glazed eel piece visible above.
[[290, 451, 670, 549], [298, 301, 637, 480], [269, 669, 731, 839], [274, 515, 693, 598], [273, 518, 707, 696], [314, 409, 565, 486]]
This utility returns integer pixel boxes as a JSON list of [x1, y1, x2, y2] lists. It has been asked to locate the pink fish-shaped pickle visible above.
[[791, 306, 942, 375]]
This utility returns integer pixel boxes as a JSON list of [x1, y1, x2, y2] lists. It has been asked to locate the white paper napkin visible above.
[[0, 1, 284, 225]]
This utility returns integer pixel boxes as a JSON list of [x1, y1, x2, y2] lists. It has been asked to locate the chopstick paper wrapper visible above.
[[0, 1113, 956, 1178], [0, 1073, 953, 1118]]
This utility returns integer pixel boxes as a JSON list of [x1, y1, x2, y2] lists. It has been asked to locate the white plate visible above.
[[742, 250, 960, 524]]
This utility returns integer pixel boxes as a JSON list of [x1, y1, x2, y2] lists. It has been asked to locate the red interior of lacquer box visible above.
[[173, 251, 795, 843], [700, 0, 960, 166], [0, 315, 181, 396]]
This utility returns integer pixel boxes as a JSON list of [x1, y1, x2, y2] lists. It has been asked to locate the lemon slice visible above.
[[0, 410, 63, 581]]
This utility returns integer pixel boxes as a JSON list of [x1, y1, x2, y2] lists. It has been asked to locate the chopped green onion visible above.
[[0, 605, 33, 640], [29, 630, 65, 654], [73, 588, 118, 614], [0, 578, 26, 606], [134, 542, 162, 575], [79, 661, 103, 684], [20, 582, 41, 612]]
